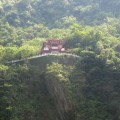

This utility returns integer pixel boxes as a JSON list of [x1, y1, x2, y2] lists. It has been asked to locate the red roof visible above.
[[41, 39, 65, 54]]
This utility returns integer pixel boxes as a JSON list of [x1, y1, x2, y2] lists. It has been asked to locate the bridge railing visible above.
[[6, 53, 80, 64]]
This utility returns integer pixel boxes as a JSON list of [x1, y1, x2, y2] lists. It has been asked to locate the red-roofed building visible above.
[[41, 38, 65, 54]]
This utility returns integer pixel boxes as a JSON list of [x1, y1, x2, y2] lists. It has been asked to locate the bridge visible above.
[[6, 53, 80, 64]]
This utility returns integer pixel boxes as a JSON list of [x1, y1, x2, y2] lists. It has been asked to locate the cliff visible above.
[[8, 55, 79, 120]]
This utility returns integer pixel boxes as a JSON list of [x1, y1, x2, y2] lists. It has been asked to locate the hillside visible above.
[[0, 0, 120, 27], [1, 0, 120, 120]]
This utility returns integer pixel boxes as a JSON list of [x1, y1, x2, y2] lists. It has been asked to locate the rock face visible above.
[[46, 77, 75, 120]]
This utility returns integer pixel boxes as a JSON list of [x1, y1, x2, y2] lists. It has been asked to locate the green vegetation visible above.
[[1, 0, 120, 120]]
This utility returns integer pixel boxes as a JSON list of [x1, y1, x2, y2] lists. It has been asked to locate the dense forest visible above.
[[1, 0, 120, 120]]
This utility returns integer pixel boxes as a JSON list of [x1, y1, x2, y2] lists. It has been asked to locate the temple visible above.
[[41, 38, 65, 54]]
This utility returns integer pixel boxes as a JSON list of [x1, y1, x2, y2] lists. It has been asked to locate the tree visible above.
[[0, 65, 13, 120]]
